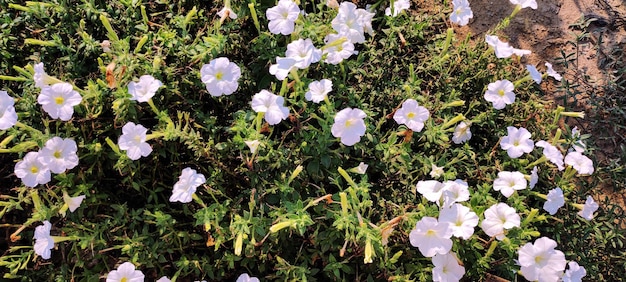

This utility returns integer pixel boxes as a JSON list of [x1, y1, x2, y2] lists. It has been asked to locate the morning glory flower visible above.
[[563, 261, 587, 282], [63, 192, 86, 213], [543, 187, 564, 215], [0, 90, 17, 130], [33, 220, 54, 260], [441, 180, 470, 207], [526, 64, 542, 84], [545, 62, 562, 81], [393, 99, 430, 132], [518, 237, 566, 282], [564, 151, 594, 175], [266, 0, 300, 35], [236, 273, 260, 282], [156, 277, 171, 282], [493, 171, 527, 198], [385, 0, 410, 17], [509, 0, 538, 9], [484, 79, 515, 110], [14, 151, 51, 187], [38, 82, 82, 121], [481, 202, 520, 240], [430, 164, 444, 179], [269, 57, 300, 81], [577, 195, 599, 220], [251, 90, 290, 125], [170, 167, 206, 203], [536, 140, 565, 170], [432, 252, 466, 282], [331, 108, 367, 146], [353, 162, 368, 174], [106, 262, 145, 282], [416, 180, 445, 203], [439, 204, 479, 240], [305, 79, 332, 103], [485, 35, 531, 58], [33, 62, 60, 88], [128, 75, 162, 102], [217, 7, 237, 19], [245, 140, 261, 154], [118, 122, 152, 160], [449, 0, 473, 26], [38, 137, 79, 174], [286, 39, 322, 69], [356, 8, 375, 36], [452, 121, 471, 144], [201, 57, 241, 97], [570, 127, 587, 153], [500, 126, 534, 158], [409, 217, 453, 257], [323, 34, 356, 65], [332, 2, 366, 44]]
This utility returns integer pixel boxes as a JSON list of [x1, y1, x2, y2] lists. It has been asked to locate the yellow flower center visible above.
[[54, 96, 65, 105], [534, 255, 544, 264], [54, 151, 62, 158], [344, 120, 353, 127], [426, 229, 436, 236], [498, 89, 505, 97], [509, 181, 516, 187], [120, 278, 128, 282], [407, 112, 415, 119], [30, 166, 39, 174], [513, 141, 520, 146], [215, 71, 223, 80]]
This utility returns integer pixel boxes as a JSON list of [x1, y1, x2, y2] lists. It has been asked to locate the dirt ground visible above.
[[454, 0, 626, 216]]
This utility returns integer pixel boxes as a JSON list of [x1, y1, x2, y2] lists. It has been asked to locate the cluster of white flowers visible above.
[[14, 137, 80, 187]]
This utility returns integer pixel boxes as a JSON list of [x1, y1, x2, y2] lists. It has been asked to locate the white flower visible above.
[[571, 127, 586, 153], [430, 164, 444, 179], [452, 121, 471, 144], [170, 167, 206, 203], [269, 56, 300, 81], [118, 122, 152, 160], [217, 7, 237, 19], [63, 192, 86, 213], [156, 277, 171, 282], [529, 166, 539, 189], [449, 0, 473, 26], [439, 204, 479, 240], [0, 90, 17, 130], [245, 140, 261, 154], [236, 273, 260, 282], [286, 39, 322, 69], [409, 217, 453, 257], [305, 79, 332, 103], [201, 57, 241, 97], [356, 8, 375, 36], [33, 220, 54, 260], [536, 140, 565, 170], [563, 261, 586, 282], [577, 195, 599, 220], [432, 252, 466, 282], [481, 203, 520, 240], [416, 180, 445, 203], [38, 137, 79, 174], [518, 237, 566, 282], [385, 0, 410, 16], [128, 75, 162, 102], [484, 79, 515, 110], [500, 126, 534, 158], [353, 162, 368, 174], [545, 62, 562, 81], [38, 82, 82, 121], [266, 0, 300, 35], [564, 151, 594, 175], [323, 34, 355, 64], [332, 2, 366, 44], [493, 171, 527, 198], [33, 62, 59, 88], [526, 64, 542, 84], [106, 262, 145, 282], [543, 187, 564, 215], [441, 180, 470, 207], [251, 90, 290, 125], [101, 40, 111, 52], [393, 99, 430, 132], [485, 35, 531, 58], [509, 0, 538, 9], [14, 151, 51, 187], [331, 107, 367, 146]]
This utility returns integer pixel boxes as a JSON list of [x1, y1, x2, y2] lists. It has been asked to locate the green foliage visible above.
[[0, 0, 624, 281]]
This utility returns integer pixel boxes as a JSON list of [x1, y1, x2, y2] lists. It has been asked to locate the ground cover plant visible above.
[[0, 0, 625, 281]]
